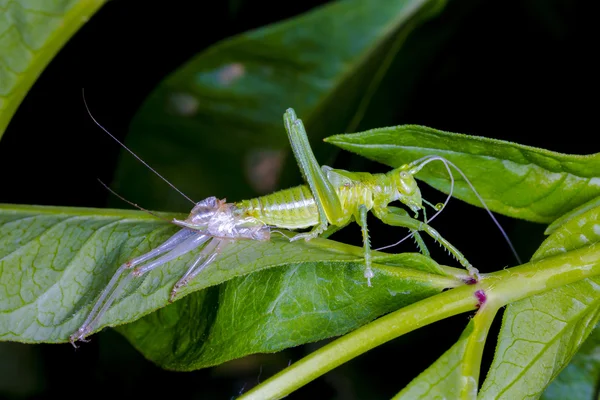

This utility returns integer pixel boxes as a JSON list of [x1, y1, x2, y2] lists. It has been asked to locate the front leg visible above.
[[356, 205, 374, 286], [283, 109, 347, 240], [373, 206, 480, 280], [386, 207, 430, 257]]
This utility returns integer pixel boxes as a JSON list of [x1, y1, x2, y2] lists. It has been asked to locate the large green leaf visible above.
[[117, 256, 453, 370], [111, 0, 445, 211], [326, 125, 600, 223], [541, 323, 600, 400], [479, 204, 600, 398], [0, 0, 105, 138], [0, 204, 459, 344]]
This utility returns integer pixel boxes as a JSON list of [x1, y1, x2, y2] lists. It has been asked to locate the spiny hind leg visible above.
[[69, 229, 208, 345], [374, 207, 480, 279], [356, 205, 374, 286], [283, 109, 346, 240], [169, 238, 229, 301], [387, 207, 429, 257]]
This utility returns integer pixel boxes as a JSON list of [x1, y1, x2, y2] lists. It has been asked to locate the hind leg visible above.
[[283, 109, 347, 240], [169, 238, 229, 301], [373, 207, 480, 279], [70, 230, 210, 345]]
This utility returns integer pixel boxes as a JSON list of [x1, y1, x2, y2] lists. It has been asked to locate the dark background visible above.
[[0, 0, 596, 399]]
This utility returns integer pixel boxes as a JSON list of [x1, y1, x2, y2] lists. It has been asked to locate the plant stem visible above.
[[459, 304, 500, 400], [241, 243, 600, 399]]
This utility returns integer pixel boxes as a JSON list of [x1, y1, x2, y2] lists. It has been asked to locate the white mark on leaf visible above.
[[245, 149, 286, 194], [589, 177, 600, 187], [167, 92, 199, 117], [501, 159, 529, 177], [218, 63, 245, 86]]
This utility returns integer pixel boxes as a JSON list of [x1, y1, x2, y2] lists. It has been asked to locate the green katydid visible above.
[[70, 107, 519, 345]]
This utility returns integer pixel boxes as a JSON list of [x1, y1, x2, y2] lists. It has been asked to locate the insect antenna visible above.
[[82, 88, 195, 205], [416, 156, 455, 226], [375, 157, 455, 252], [97, 179, 173, 223], [409, 155, 522, 265]]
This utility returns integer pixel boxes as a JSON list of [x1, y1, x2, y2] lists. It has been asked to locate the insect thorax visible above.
[[174, 196, 270, 241]]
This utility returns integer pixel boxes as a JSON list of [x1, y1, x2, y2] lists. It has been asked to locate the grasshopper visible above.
[[70, 108, 518, 345]]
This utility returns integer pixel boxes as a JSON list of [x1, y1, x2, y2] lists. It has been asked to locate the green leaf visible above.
[[112, 0, 446, 211], [394, 321, 475, 399], [325, 125, 600, 223], [545, 195, 600, 235], [479, 204, 600, 398], [0, 0, 105, 138], [242, 242, 600, 399], [117, 258, 452, 370], [541, 323, 600, 400], [0, 204, 458, 344]]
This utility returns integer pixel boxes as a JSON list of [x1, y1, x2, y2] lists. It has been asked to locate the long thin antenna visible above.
[[415, 155, 522, 265], [82, 89, 195, 205], [97, 179, 173, 223]]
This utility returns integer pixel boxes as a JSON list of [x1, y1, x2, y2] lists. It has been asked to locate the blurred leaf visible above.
[[326, 125, 600, 223], [0, 204, 458, 344], [112, 0, 446, 211], [541, 324, 600, 400], [479, 204, 600, 398], [0, 0, 105, 138]]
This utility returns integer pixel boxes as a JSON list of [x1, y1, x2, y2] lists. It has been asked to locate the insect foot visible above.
[[466, 264, 481, 282], [69, 328, 91, 348], [364, 268, 374, 287]]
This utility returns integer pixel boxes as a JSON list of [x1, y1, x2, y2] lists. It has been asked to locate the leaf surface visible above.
[[479, 203, 600, 398], [541, 324, 600, 400], [326, 125, 600, 223], [0, 204, 458, 346]]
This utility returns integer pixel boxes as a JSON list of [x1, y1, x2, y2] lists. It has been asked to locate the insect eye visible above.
[[400, 171, 409, 179]]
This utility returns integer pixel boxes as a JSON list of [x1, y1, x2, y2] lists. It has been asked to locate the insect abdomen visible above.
[[238, 185, 319, 229]]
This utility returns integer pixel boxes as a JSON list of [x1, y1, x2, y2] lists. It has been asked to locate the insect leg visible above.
[[356, 205, 374, 286], [169, 238, 228, 301], [283, 109, 345, 240], [131, 233, 212, 277], [320, 219, 352, 239], [89, 233, 211, 333], [387, 207, 430, 257], [374, 207, 480, 279], [70, 228, 197, 345]]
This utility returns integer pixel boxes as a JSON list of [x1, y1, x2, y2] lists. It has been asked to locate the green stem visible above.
[[460, 304, 500, 400], [240, 242, 600, 400]]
